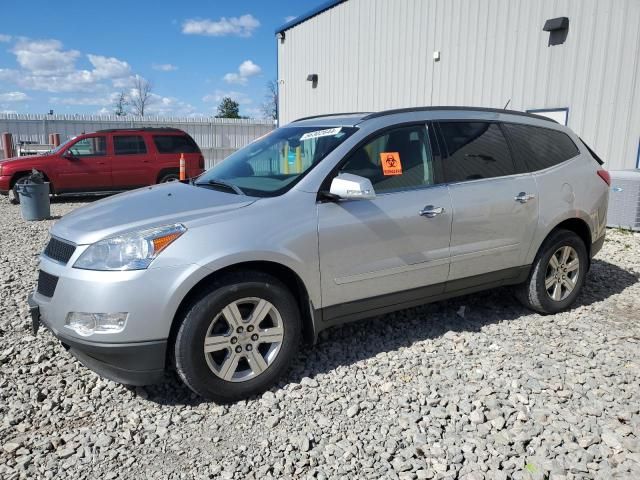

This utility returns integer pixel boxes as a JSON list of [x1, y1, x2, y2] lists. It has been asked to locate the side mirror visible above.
[[63, 151, 76, 160], [329, 173, 376, 200]]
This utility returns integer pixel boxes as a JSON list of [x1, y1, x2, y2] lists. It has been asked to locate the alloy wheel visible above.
[[203, 297, 284, 382], [545, 246, 580, 301]]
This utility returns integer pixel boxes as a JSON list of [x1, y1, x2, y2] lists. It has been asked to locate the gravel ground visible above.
[[1, 196, 639, 480]]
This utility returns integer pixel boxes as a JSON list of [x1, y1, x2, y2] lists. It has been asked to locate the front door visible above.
[[436, 121, 539, 281], [57, 135, 112, 192], [317, 124, 452, 320]]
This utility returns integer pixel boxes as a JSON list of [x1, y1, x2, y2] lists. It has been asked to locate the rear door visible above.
[[57, 135, 112, 192], [317, 123, 453, 318], [111, 134, 152, 188], [436, 121, 538, 281]]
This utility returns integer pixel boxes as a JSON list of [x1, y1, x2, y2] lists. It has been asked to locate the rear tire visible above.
[[515, 229, 588, 314], [9, 175, 30, 205], [159, 173, 179, 183], [174, 271, 301, 403]]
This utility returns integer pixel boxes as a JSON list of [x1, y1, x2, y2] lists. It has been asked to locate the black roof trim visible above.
[[291, 112, 372, 123], [275, 0, 347, 34], [95, 127, 185, 133], [361, 106, 557, 123]]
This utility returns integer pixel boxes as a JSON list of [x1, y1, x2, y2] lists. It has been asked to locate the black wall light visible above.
[[307, 74, 318, 88], [543, 16, 569, 46]]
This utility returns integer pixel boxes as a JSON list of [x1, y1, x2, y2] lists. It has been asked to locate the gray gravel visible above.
[[1, 196, 639, 480]]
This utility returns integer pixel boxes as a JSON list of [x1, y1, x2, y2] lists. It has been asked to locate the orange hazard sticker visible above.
[[380, 152, 402, 176]]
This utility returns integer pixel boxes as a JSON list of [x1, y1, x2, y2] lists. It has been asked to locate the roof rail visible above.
[[361, 106, 557, 123], [291, 112, 372, 123], [95, 127, 184, 133]]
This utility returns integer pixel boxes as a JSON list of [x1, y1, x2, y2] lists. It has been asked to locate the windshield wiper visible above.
[[202, 179, 244, 195]]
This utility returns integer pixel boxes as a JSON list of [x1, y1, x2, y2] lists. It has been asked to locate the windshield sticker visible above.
[[300, 127, 342, 141], [380, 152, 402, 176]]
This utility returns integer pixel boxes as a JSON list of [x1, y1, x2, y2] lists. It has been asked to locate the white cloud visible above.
[[152, 63, 178, 72], [284, 16, 297, 22], [182, 14, 260, 37], [12, 39, 79, 75], [0, 91, 29, 102], [88, 55, 131, 80], [145, 94, 196, 116], [0, 34, 11, 43], [203, 90, 252, 105], [49, 93, 117, 106], [223, 60, 261, 85], [0, 38, 133, 93], [238, 60, 261, 77]]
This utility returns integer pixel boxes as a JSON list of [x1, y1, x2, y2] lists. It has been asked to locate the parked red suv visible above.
[[0, 128, 205, 203]]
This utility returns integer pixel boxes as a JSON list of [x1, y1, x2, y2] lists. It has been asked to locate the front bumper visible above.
[[29, 294, 166, 385], [0, 175, 11, 194]]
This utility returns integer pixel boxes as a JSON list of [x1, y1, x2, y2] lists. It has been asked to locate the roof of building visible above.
[[275, 0, 347, 35]]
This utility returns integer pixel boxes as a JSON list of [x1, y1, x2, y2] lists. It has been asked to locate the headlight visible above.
[[74, 224, 186, 271]]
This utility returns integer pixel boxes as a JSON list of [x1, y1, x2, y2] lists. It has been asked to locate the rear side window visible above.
[[503, 123, 580, 171], [439, 122, 516, 182], [153, 135, 200, 154], [114, 135, 147, 155]]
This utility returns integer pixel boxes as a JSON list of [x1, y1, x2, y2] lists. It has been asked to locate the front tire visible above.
[[515, 229, 588, 314], [174, 271, 301, 402], [9, 175, 30, 204]]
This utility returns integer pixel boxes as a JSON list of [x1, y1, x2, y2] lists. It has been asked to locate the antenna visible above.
[[503, 99, 511, 110]]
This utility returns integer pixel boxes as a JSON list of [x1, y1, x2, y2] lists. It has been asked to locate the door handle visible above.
[[514, 192, 536, 203], [419, 205, 445, 218]]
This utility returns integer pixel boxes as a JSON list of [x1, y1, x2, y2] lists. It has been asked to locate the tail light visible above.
[[198, 155, 204, 169], [597, 169, 611, 186]]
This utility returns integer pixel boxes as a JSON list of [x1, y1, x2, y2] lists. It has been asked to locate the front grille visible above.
[[44, 237, 76, 264], [37, 270, 59, 298]]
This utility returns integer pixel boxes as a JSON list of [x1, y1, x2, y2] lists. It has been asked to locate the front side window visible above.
[[503, 123, 580, 171], [340, 125, 435, 193], [196, 126, 357, 197], [68, 136, 106, 157], [114, 135, 147, 155], [439, 122, 515, 183]]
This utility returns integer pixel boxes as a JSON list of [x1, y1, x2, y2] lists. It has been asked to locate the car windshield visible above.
[[195, 126, 357, 197]]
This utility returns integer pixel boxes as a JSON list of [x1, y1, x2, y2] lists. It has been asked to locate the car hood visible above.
[[0, 154, 49, 168], [51, 182, 257, 245]]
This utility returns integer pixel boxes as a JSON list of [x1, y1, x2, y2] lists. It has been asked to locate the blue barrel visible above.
[[17, 182, 51, 221]]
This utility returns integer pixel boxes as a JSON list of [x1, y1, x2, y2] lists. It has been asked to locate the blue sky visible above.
[[0, 0, 319, 118]]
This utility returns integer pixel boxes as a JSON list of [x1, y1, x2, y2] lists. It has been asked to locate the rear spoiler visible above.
[[580, 137, 604, 165]]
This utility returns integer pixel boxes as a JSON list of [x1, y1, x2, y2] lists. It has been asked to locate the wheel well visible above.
[[551, 218, 592, 257], [156, 168, 179, 183], [167, 261, 315, 366], [11, 171, 54, 192]]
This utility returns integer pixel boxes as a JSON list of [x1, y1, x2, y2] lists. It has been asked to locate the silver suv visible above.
[[29, 107, 610, 402]]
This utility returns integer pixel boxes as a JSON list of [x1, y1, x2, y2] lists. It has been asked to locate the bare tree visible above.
[[130, 76, 153, 116], [113, 91, 128, 116], [261, 79, 278, 120]]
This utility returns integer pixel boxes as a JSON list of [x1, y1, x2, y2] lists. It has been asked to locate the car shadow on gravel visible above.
[[143, 258, 638, 406]]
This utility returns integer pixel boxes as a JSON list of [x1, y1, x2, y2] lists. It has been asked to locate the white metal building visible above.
[[276, 0, 640, 170]]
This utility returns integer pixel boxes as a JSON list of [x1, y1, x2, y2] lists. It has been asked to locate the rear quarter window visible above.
[[153, 135, 200, 154], [503, 123, 580, 171]]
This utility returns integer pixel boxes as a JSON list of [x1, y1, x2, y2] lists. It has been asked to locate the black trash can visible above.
[[17, 182, 51, 221]]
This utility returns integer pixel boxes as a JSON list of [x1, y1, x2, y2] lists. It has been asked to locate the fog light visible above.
[[64, 312, 128, 336]]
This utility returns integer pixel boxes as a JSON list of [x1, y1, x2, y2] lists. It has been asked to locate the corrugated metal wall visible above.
[[278, 0, 640, 170], [0, 114, 275, 168]]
